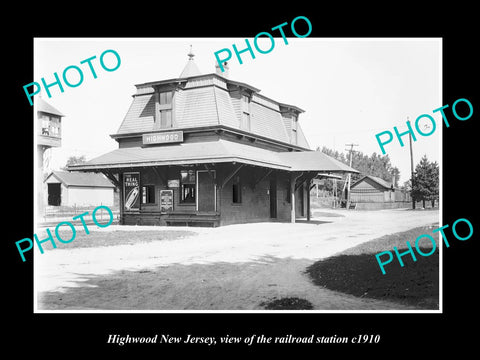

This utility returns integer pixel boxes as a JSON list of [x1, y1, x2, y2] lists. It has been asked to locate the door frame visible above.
[[269, 178, 277, 218], [47, 183, 61, 206], [196, 170, 217, 212]]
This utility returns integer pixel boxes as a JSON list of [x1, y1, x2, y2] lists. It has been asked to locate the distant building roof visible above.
[[45, 170, 115, 188], [37, 97, 65, 117], [351, 175, 393, 190]]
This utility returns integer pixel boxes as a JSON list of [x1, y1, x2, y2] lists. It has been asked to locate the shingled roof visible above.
[[351, 175, 394, 190], [114, 53, 310, 150], [45, 170, 115, 188], [37, 97, 64, 117], [68, 139, 358, 174]]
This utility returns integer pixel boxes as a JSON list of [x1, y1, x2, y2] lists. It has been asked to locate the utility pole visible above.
[[345, 143, 359, 209], [408, 116, 415, 210]]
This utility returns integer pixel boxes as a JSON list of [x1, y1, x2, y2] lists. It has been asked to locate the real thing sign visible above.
[[123, 172, 140, 210], [143, 131, 184, 145]]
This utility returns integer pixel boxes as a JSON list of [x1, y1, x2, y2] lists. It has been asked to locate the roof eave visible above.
[[136, 73, 262, 93], [110, 125, 310, 151], [278, 102, 306, 114], [67, 156, 291, 172]]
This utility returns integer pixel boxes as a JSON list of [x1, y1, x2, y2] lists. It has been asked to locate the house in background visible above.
[[37, 97, 65, 216], [44, 171, 115, 207], [350, 175, 410, 209]]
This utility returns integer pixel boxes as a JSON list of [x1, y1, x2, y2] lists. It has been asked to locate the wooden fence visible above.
[[41, 204, 120, 224]]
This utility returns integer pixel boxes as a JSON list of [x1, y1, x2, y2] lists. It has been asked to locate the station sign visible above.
[[143, 131, 184, 145]]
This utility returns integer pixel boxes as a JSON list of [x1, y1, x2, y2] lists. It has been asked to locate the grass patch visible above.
[[39, 229, 198, 251], [306, 224, 440, 309], [260, 297, 314, 310]]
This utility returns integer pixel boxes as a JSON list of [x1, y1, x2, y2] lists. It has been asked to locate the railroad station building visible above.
[[69, 49, 357, 226]]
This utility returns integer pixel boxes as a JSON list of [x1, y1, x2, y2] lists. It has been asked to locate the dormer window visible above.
[[240, 94, 251, 131], [157, 91, 173, 129], [291, 115, 298, 145], [160, 91, 172, 105], [241, 94, 249, 108]]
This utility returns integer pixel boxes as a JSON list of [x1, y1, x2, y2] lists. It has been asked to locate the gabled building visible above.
[[69, 50, 357, 226], [37, 97, 65, 216], [44, 171, 115, 207], [350, 175, 410, 208], [37, 97, 64, 150]]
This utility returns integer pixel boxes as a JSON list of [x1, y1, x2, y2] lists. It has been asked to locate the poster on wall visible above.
[[160, 190, 174, 212], [123, 172, 140, 210]]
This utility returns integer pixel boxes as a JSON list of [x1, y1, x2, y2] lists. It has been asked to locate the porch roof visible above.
[[278, 151, 358, 173], [68, 139, 358, 174]]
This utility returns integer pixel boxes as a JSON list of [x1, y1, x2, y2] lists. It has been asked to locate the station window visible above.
[[180, 170, 196, 203], [142, 185, 155, 204], [159, 91, 172, 105], [241, 112, 251, 131], [240, 94, 251, 131], [158, 91, 173, 129], [232, 176, 242, 204], [160, 110, 172, 128], [291, 115, 298, 145]]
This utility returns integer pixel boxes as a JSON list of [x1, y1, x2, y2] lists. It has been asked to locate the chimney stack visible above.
[[215, 61, 229, 78]]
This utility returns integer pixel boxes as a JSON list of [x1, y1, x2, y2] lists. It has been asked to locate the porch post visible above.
[[290, 172, 296, 223], [119, 171, 124, 225], [306, 179, 311, 222]]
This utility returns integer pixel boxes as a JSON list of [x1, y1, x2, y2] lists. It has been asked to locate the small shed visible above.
[[350, 175, 408, 203], [44, 170, 115, 207]]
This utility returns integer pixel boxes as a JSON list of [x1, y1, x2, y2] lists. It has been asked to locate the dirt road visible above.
[[35, 208, 439, 311]]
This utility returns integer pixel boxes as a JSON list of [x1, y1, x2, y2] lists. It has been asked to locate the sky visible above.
[[34, 38, 441, 184]]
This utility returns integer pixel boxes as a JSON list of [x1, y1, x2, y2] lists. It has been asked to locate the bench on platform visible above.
[[165, 211, 220, 227]]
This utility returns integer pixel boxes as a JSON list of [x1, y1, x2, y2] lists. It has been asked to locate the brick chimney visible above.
[[215, 61, 229, 78]]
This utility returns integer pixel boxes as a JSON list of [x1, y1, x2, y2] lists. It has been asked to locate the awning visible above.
[[277, 151, 358, 173], [68, 139, 358, 174]]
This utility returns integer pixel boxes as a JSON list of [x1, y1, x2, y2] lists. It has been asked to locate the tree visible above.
[[428, 161, 439, 207], [411, 155, 439, 208], [317, 146, 400, 186], [62, 155, 87, 170]]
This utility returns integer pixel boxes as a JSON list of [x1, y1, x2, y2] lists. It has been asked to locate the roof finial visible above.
[[187, 45, 194, 60], [179, 45, 202, 78]]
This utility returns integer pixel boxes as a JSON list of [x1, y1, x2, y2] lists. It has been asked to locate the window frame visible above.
[[241, 112, 251, 131], [156, 90, 174, 129], [159, 91, 172, 105], [141, 184, 156, 204], [291, 115, 298, 145], [240, 93, 251, 131], [180, 169, 196, 204], [40, 114, 61, 137], [232, 176, 242, 204], [160, 109, 173, 128]]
